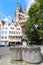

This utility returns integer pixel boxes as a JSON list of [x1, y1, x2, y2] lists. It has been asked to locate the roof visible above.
[[16, 3, 24, 13], [1, 20, 5, 25]]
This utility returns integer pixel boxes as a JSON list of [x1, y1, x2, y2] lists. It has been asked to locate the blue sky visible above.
[[0, 0, 34, 23]]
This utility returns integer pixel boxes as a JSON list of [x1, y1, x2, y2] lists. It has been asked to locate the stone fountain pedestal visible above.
[[10, 47, 22, 61], [22, 47, 42, 65], [22, 47, 42, 64], [10, 46, 42, 65]]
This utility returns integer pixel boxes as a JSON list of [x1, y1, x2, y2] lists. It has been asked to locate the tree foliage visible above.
[[23, 0, 43, 44]]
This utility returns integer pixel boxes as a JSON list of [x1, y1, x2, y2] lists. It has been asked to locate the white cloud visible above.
[[4, 17, 8, 21], [4, 16, 12, 23], [25, 0, 34, 10], [0, 11, 12, 23], [8, 16, 11, 19]]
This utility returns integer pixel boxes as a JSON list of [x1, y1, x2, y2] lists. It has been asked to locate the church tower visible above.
[[14, 3, 28, 26]]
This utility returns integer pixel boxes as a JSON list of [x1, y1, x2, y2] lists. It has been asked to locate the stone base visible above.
[[10, 47, 22, 61], [22, 47, 42, 63], [10, 46, 42, 64]]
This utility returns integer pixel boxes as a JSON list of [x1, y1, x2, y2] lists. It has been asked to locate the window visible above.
[[6, 27, 7, 29], [12, 31, 13, 34], [2, 31, 4, 33], [16, 32, 18, 34], [9, 31, 14, 34], [11, 27, 12, 29], [5, 41, 7, 43], [19, 14, 20, 16], [9, 31, 10, 33], [19, 32, 20, 34], [5, 36, 7, 39], [3, 27, 4, 29], [3, 27, 7, 30], [9, 31, 11, 34], [14, 32, 15, 34], [23, 16, 24, 17], [11, 27, 14, 30], [16, 32, 20, 34], [21, 15, 22, 17], [17, 28, 20, 30], [2, 36, 4, 39], [5, 31, 7, 34], [13, 27, 14, 29]]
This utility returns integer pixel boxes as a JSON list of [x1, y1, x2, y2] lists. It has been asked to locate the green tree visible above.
[[23, 0, 43, 44]]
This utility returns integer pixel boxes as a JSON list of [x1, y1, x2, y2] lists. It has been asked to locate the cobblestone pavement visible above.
[[0, 55, 23, 65], [0, 55, 12, 65], [0, 56, 43, 65]]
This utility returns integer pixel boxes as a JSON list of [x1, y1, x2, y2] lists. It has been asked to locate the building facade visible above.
[[8, 23, 22, 46], [1, 22, 22, 46], [1, 23, 10, 46]]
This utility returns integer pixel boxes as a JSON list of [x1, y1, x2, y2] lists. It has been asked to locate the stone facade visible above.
[[14, 3, 28, 26]]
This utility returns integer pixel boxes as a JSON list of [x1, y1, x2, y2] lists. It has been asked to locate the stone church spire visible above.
[[14, 3, 28, 26]]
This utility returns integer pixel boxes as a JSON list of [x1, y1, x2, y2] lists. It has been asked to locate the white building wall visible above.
[[8, 23, 22, 43], [1, 23, 10, 46]]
